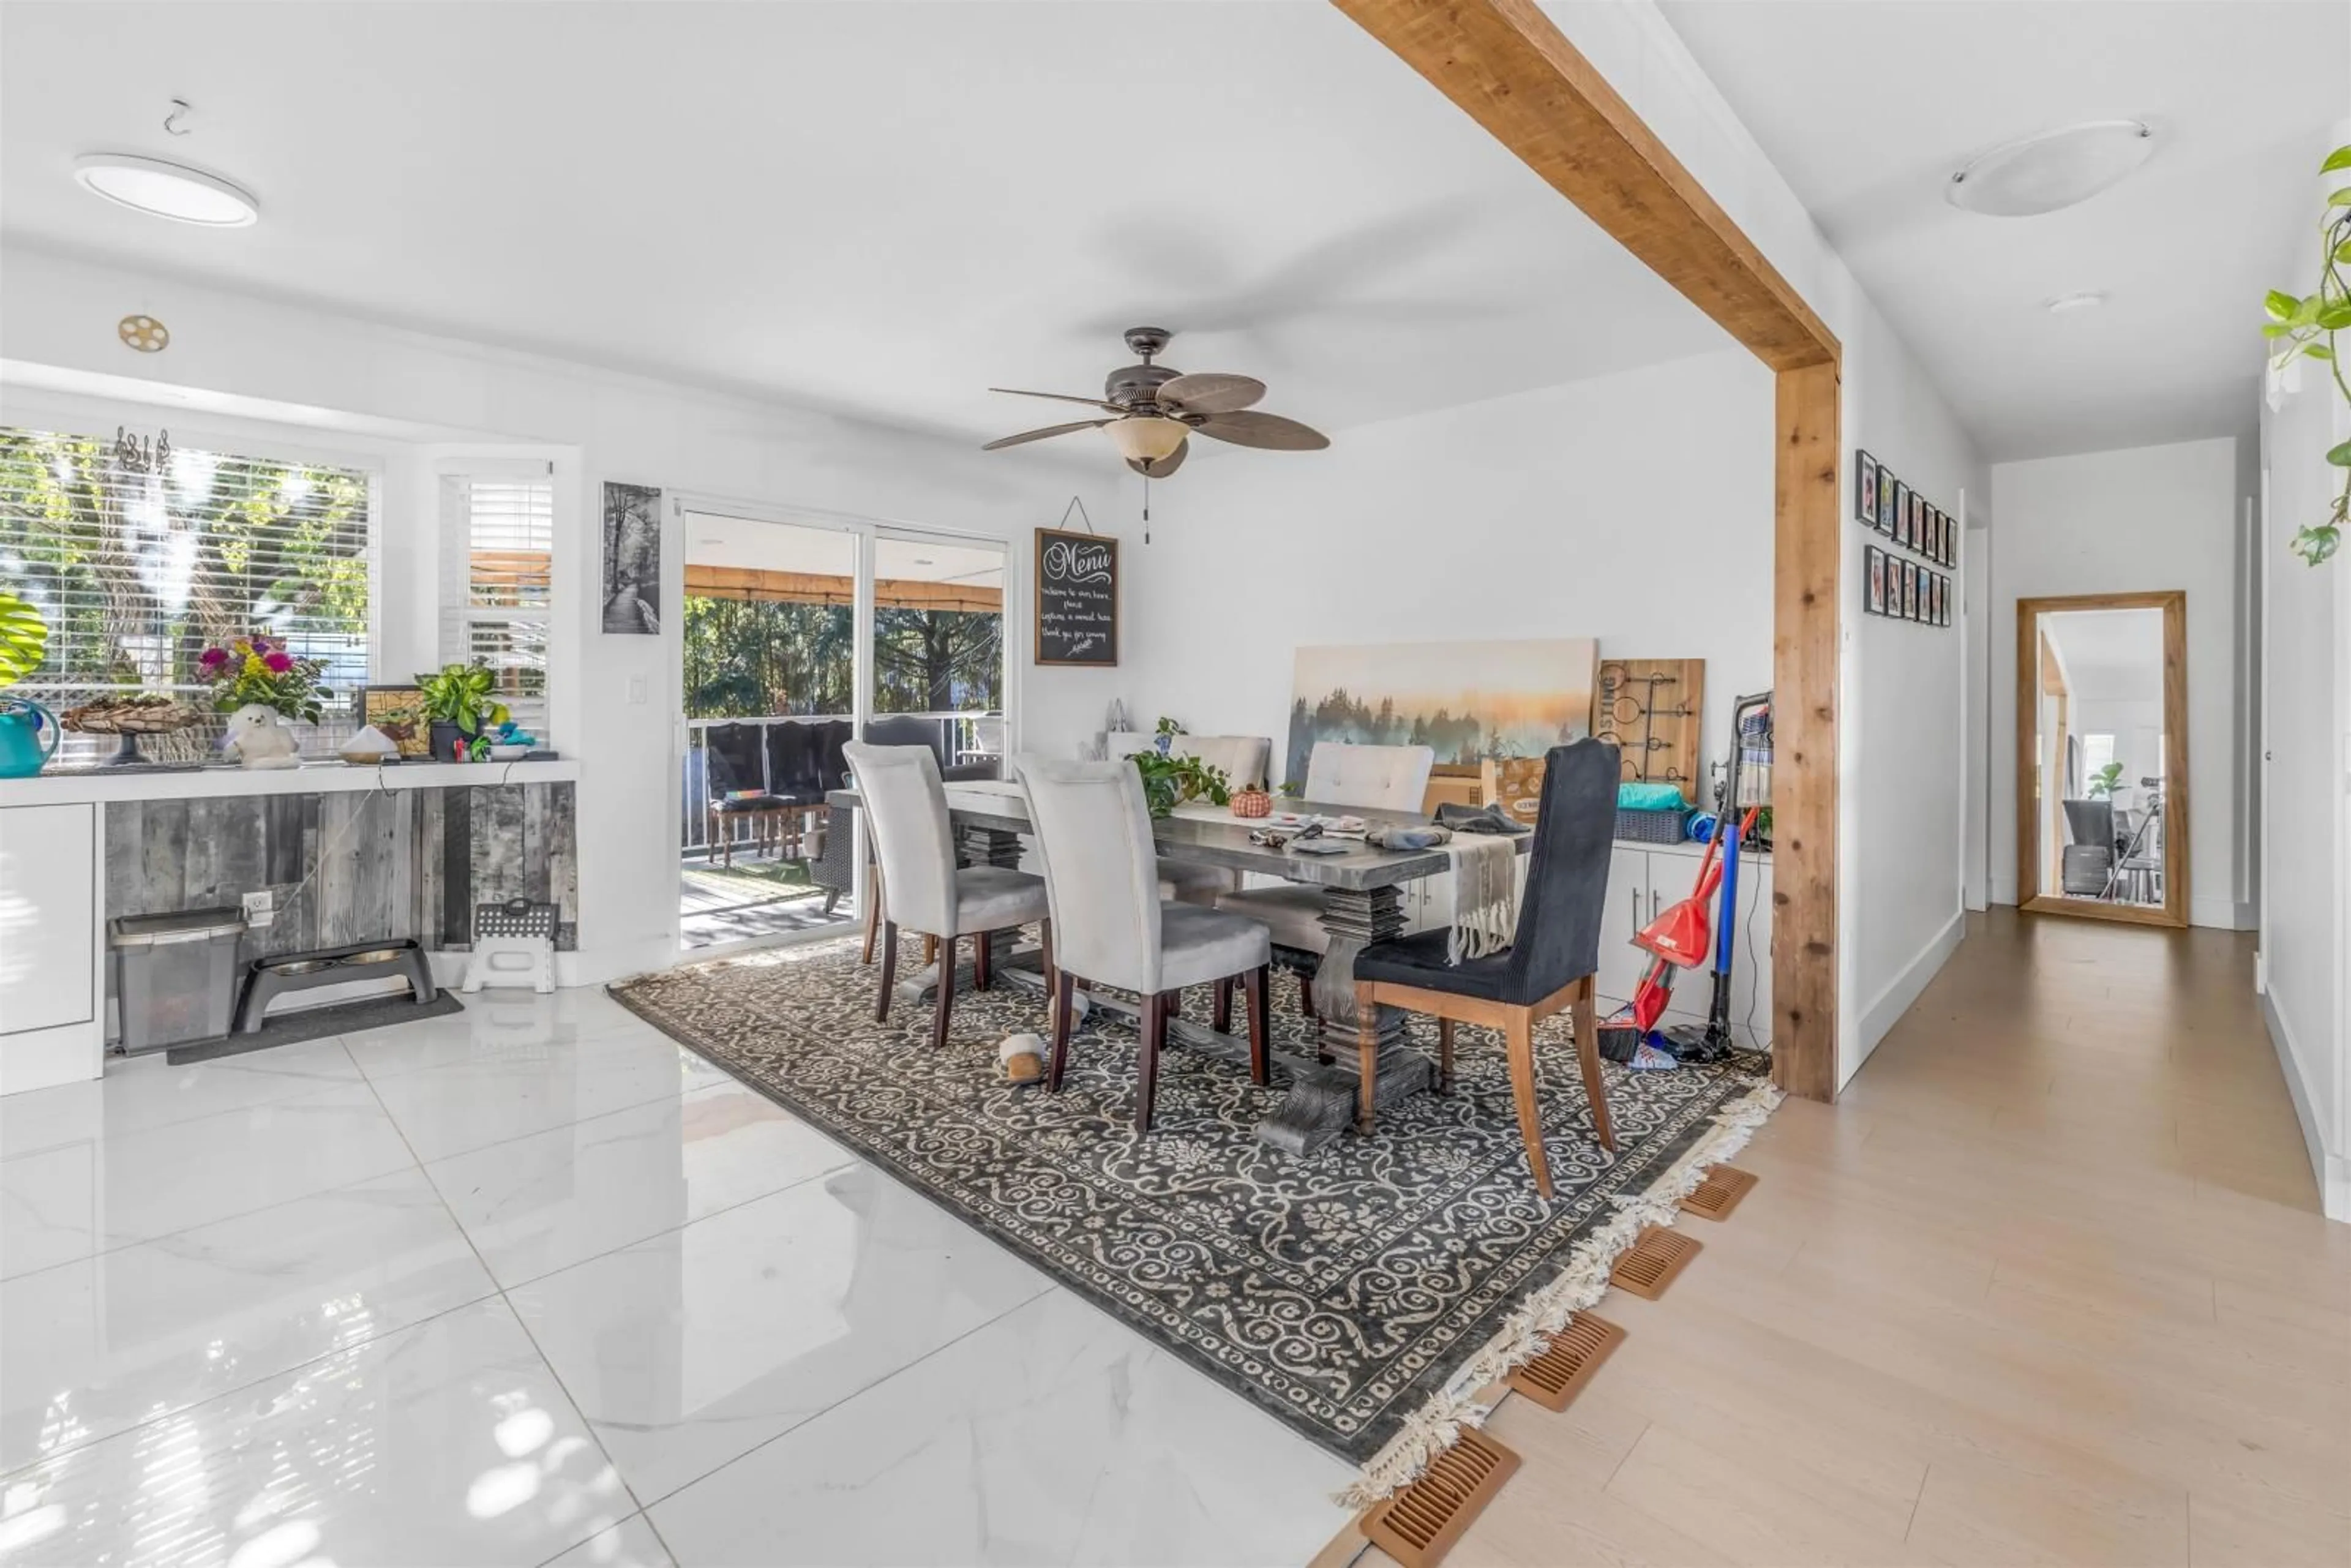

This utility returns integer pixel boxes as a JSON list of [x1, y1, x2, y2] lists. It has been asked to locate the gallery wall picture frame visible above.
[[1865, 544, 1886, 614], [1856, 451, 1879, 527], [1905, 565, 1919, 620], [1877, 468, 1897, 531], [1924, 509, 1938, 562], [1892, 481, 1911, 547]]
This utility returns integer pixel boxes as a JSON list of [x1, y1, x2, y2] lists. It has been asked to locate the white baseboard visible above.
[[1989, 877, 2016, 907], [2262, 987, 2350, 1224], [2190, 895, 2243, 931], [1844, 907, 1967, 1090]]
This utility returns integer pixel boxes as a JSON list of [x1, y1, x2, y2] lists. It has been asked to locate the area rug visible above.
[[610, 939, 1774, 1495]]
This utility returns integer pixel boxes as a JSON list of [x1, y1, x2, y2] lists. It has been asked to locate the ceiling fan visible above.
[[981, 326, 1329, 478]]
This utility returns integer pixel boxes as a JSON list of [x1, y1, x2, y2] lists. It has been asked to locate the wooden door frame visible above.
[[2012, 591, 2190, 928], [1333, 0, 1843, 1098]]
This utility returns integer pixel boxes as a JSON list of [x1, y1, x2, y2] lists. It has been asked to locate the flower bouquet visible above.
[[197, 633, 332, 724]]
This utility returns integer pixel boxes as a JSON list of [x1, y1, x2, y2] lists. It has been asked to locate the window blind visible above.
[[0, 424, 373, 715], [441, 475, 553, 738]]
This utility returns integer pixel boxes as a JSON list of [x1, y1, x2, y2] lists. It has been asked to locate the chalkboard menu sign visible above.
[[1033, 527, 1119, 667]]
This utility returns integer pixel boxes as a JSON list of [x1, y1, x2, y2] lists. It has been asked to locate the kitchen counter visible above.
[[1, 757, 581, 1097], [0, 757, 577, 807]]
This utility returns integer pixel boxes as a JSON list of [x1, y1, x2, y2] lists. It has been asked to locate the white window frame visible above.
[[438, 457, 555, 741], [0, 392, 388, 691]]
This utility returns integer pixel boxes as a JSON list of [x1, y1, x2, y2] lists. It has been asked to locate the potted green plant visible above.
[[1130, 750, 1231, 819], [415, 662, 509, 761], [2086, 762, 2125, 799], [2259, 141, 2351, 565], [0, 591, 56, 779]]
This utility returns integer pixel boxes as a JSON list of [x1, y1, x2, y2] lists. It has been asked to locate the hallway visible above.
[[1420, 908, 2349, 1567]]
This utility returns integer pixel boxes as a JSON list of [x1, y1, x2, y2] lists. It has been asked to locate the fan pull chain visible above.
[[1143, 475, 1151, 544]]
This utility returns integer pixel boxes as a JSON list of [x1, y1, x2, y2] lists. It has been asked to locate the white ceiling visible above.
[[2041, 607, 2163, 701], [0, 1, 1731, 456], [1659, 0, 2348, 462]]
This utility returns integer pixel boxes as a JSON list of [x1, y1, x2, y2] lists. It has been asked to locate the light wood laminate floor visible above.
[[1340, 907, 2351, 1568]]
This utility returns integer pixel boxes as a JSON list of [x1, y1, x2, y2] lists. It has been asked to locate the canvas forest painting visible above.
[[1284, 638, 1599, 787]]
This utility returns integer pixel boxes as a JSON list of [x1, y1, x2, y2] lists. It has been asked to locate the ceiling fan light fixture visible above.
[[1104, 415, 1188, 463], [1946, 121, 2153, 217], [73, 152, 259, 226]]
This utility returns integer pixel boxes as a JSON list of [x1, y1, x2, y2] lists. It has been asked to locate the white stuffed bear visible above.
[[222, 703, 302, 769]]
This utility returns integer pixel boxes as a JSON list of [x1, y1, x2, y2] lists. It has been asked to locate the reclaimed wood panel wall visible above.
[[105, 782, 579, 956]]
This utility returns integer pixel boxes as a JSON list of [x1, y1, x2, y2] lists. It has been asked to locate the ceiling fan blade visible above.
[[1155, 372, 1265, 415], [1127, 440, 1188, 479], [981, 419, 1111, 451], [989, 386, 1127, 414], [1190, 410, 1329, 451]]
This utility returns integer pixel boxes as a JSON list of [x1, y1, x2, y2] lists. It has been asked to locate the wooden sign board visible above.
[[1595, 658, 1706, 803], [1033, 528, 1118, 667]]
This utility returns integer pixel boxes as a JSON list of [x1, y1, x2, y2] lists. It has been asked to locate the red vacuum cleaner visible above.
[[1626, 806, 1756, 1029]]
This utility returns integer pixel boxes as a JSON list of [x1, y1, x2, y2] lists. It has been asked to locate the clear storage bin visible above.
[[111, 907, 246, 1052]]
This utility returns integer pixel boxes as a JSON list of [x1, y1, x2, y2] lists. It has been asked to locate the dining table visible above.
[[825, 779, 1531, 1153]]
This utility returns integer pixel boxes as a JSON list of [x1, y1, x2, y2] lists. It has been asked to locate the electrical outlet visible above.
[[241, 890, 275, 928]]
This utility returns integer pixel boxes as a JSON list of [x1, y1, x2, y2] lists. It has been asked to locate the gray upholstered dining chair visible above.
[[1013, 756, 1273, 1132], [1351, 739, 1619, 1201], [845, 740, 1051, 1049], [1103, 732, 1273, 907], [1213, 740, 1437, 1014]]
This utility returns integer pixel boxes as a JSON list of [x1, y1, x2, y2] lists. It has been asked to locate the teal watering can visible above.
[[0, 698, 58, 778]]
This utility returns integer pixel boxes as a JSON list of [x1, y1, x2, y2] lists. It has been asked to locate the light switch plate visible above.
[[241, 890, 275, 928]]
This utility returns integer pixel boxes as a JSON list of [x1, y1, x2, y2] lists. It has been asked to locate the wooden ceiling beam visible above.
[[1337, 0, 1845, 1102], [1329, 0, 1839, 373]]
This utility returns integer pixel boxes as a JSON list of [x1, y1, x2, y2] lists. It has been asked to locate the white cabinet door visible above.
[[1595, 847, 1651, 1007], [0, 803, 97, 1034]]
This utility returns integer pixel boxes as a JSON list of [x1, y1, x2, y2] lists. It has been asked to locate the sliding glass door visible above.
[[673, 506, 1010, 953], [868, 530, 1007, 768]]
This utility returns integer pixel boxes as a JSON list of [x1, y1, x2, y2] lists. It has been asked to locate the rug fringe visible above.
[[1336, 1077, 1784, 1509]]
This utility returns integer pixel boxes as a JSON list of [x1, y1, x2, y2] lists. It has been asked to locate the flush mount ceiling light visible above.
[[73, 152, 258, 227], [2044, 290, 2107, 314], [1946, 121, 2153, 217]]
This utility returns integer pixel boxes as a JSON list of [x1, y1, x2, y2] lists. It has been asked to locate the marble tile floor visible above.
[[0, 985, 1353, 1567]]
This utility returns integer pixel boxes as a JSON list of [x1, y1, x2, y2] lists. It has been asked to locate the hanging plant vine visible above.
[[2262, 143, 2351, 566]]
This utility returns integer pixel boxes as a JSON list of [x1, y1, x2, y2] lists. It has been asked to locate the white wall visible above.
[[2256, 121, 2351, 1221], [1840, 296, 1989, 1079], [1114, 348, 1774, 785], [1988, 438, 2248, 929], [0, 246, 1124, 983]]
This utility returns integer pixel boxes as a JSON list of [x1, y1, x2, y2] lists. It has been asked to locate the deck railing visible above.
[[679, 710, 1000, 855]]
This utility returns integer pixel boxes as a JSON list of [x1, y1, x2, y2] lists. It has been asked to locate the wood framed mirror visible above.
[[2014, 591, 2189, 927]]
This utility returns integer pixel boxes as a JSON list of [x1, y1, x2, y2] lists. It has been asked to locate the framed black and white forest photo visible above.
[[601, 481, 662, 635]]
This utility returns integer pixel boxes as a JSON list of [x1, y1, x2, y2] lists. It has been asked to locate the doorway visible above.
[[673, 504, 1011, 955], [2012, 591, 2189, 927]]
